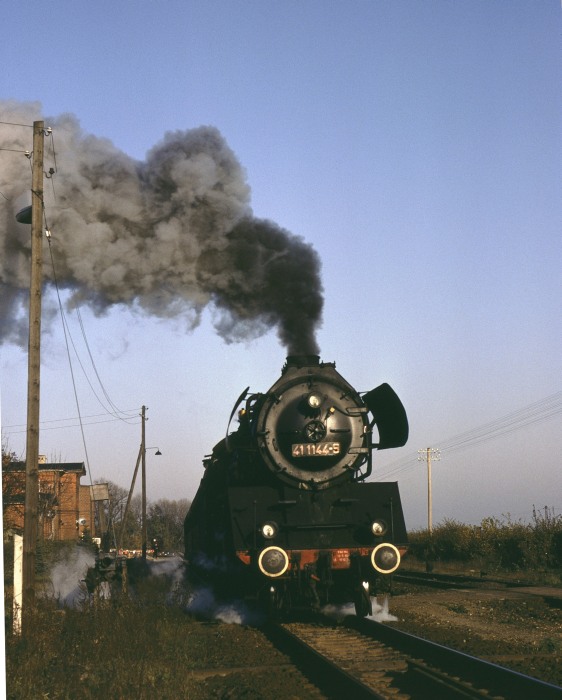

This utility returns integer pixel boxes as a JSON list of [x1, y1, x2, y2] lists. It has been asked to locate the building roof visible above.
[[4, 461, 86, 475]]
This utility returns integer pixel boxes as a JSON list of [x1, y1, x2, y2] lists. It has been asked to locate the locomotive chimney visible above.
[[283, 355, 320, 372]]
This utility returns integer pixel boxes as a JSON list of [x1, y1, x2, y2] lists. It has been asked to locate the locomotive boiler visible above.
[[184, 355, 409, 616]]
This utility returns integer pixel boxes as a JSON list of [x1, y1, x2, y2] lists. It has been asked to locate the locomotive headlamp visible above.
[[258, 546, 289, 577], [371, 519, 387, 536], [260, 521, 278, 539], [307, 393, 322, 409], [370, 543, 401, 574]]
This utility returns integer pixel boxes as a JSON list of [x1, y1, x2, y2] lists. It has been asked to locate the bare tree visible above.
[[94, 479, 143, 549], [147, 498, 190, 552]]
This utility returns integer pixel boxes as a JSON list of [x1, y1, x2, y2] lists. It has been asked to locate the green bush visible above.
[[406, 507, 562, 575]]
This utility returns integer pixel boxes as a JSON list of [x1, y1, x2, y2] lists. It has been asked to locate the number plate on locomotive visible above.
[[292, 442, 341, 457]]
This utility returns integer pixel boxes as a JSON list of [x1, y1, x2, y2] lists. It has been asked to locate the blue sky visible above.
[[1, 1, 560, 530]]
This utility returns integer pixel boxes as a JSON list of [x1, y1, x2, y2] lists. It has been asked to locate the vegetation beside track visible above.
[[5, 595, 318, 700], [5, 509, 562, 698], [405, 509, 562, 583]]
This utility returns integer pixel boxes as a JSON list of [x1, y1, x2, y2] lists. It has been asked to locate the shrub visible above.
[[406, 507, 562, 575]]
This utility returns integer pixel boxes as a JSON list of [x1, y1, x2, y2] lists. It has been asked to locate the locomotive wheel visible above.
[[353, 586, 372, 617]]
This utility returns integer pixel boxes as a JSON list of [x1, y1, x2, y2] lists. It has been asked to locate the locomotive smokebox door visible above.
[[254, 356, 372, 489]]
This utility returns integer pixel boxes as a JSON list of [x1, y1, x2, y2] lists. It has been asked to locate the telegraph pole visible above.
[[118, 445, 142, 551], [418, 447, 441, 535], [119, 406, 160, 557], [22, 120, 45, 623], [141, 405, 147, 560]]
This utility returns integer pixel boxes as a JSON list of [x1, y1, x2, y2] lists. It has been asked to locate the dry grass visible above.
[[6, 597, 202, 699]]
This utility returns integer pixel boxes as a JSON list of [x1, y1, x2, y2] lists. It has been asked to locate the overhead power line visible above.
[[4, 413, 140, 436], [3, 410, 140, 430], [377, 390, 562, 480], [45, 218, 138, 425], [438, 392, 562, 455]]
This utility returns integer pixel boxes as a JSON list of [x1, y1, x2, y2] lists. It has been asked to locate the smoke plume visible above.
[[0, 101, 323, 354]]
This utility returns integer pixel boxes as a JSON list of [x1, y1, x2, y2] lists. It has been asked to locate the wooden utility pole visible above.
[[119, 407, 160, 555], [427, 447, 433, 534], [141, 405, 147, 560], [118, 445, 142, 551], [418, 447, 441, 535], [22, 120, 45, 622]]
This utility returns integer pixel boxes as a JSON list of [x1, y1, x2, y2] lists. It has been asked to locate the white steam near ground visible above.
[[47, 548, 185, 608], [47, 549, 397, 625], [186, 583, 398, 625], [322, 596, 398, 623], [46, 548, 255, 622], [48, 550, 262, 623], [186, 585, 265, 626], [48, 545, 95, 607], [1, 100, 323, 354]]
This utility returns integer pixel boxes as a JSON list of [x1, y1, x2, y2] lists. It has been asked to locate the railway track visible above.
[[393, 569, 528, 590], [393, 569, 562, 609], [265, 616, 562, 699]]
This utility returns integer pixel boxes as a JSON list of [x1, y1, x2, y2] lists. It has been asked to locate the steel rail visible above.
[[393, 570, 562, 610], [264, 622, 387, 699], [345, 615, 562, 700], [394, 569, 531, 588]]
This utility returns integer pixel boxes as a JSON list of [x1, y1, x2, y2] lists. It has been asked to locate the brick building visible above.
[[2, 457, 97, 541]]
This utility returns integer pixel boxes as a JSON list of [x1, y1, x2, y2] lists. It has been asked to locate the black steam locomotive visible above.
[[184, 355, 409, 616]]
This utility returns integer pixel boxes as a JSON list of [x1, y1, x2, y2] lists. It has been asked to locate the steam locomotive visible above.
[[184, 355, 409, 616]]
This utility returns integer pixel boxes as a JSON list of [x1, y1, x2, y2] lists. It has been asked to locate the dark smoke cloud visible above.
[[0, 101, 323, 354]]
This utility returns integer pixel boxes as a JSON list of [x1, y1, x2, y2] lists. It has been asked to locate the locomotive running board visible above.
[[362, 383, 409, 449]]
